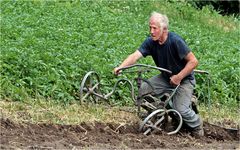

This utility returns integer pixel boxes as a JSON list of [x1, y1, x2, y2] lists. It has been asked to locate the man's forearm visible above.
[[178, 59, 198, 80], [119, 50, 143, 68]]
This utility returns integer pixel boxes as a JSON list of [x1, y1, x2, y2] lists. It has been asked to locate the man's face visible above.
[[149, 18, 162, 41]]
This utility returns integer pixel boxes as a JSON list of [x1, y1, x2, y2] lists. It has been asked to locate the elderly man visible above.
[[114, 12, 204, 137]]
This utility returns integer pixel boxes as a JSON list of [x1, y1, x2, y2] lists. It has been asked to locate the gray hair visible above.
[[150, 12, 169, 30]]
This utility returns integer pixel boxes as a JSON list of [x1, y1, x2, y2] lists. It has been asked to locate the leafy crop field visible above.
[[1, 0, 239, 109], [0, 1, 239, 149]]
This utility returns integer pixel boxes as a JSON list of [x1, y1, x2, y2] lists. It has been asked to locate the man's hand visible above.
[[113, 67, 122, 75], [170, 74, 182, 86]]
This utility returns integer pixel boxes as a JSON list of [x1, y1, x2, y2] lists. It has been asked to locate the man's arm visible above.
[[114, 50, 143, 74], [170, 52, 198, 85]]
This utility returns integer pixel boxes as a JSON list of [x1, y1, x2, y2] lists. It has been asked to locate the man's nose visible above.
[[150, 28, 154, 34]]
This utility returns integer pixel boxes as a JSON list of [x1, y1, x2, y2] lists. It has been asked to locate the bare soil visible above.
[[1, 118, 239, 149]]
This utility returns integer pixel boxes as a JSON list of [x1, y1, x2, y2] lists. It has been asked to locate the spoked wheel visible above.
[[139, 109, 165, 135], [79, 71, 101, 104], [139, 109, 183, 135], [165, 109, 183, 135]]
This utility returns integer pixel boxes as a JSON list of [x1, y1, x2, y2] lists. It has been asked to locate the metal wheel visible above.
[[79, 71, 101, 104], [139, 109, 183, 135], [165, 109, 183, 135], [139, 109, 165, 135]]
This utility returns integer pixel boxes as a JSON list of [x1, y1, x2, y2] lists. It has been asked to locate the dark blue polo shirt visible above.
[[138, 32, 194, 81]]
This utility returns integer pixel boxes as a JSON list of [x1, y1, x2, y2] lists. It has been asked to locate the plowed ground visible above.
[[1, 118, 239, 149]]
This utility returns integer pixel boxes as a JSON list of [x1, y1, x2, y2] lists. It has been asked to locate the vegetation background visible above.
[[0, 0, 239, 124]]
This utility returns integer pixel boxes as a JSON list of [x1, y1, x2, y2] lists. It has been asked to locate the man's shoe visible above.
[[191, 121, 204, 138]]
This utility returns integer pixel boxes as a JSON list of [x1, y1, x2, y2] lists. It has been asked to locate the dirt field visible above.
[[1, 117, 239, 149]]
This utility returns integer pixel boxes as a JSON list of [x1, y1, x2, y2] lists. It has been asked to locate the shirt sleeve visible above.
[[138, 37, 151, 57], [174, 37, 191, 60]]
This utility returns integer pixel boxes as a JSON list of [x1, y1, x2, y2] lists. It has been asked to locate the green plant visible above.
[[0, 0, 239, 109]]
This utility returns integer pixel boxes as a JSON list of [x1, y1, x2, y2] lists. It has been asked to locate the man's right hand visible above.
[[113, 67, 122, 75]]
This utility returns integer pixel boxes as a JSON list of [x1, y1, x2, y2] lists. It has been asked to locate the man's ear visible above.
[[163, 27, 168, 32]]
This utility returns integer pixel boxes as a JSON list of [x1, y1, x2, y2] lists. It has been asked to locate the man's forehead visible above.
[[149, 19, 159, 27]]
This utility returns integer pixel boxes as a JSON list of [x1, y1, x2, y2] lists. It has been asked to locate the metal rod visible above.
[[119, 64, 172, 74]]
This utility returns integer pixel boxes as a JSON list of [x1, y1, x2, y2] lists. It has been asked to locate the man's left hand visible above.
[[170, 75, 182, 86]]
